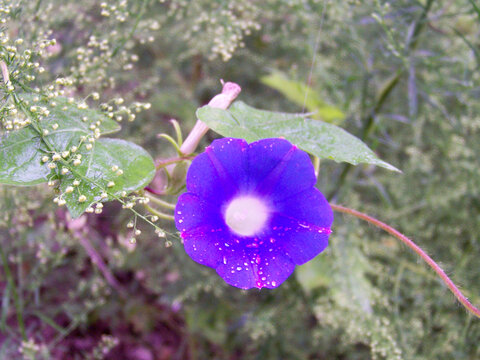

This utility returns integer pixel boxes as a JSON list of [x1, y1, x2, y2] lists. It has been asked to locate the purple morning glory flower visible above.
[[175, 138, 333, 289]]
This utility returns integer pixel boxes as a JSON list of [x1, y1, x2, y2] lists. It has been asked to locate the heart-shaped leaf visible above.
[[60, 138, 156, 218], [197, 101, 399, 171], [0, 96, 120, 185]]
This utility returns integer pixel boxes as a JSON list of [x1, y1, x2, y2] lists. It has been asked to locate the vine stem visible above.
[[330, 203, 480, 319]]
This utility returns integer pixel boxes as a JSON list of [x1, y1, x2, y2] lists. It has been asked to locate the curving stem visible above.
[[330, 203, 480, 319]]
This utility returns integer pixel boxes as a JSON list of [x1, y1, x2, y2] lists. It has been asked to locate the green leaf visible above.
[[261, 71, 345, 124], [60, 138, 155, 218], [197, 101, 399, 171], [38, 96, 121, 136], [0, 95, 154, 218], [0, 95, 121, 186], [0, 126, 51, 185]]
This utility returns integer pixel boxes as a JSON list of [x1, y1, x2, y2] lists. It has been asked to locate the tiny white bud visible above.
[[78, 195, 87, 202], [65, 186, 74, 193]]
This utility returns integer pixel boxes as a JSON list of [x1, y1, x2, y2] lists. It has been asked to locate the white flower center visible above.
[[224, 196, 270, 237]]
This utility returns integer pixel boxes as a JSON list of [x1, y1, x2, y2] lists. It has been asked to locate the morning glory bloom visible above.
[[175, 138, 333, 289]]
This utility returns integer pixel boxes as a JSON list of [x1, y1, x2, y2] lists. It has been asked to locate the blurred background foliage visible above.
[[0, 0, 479, 359]]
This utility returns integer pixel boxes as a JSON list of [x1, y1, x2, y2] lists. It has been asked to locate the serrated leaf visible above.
[[60, 138, 155, 218], [261, 71, 345, 123], [197, 101, 399, 171], [0, 95, 121, 185]]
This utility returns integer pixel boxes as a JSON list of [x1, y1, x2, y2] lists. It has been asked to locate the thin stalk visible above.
[[144, 204, 175, 221], [111, 0, 149, 58], [155, 156, 194, 170], [145, 193, 176, 210], [313, 156, 320, 178], [0, 246, 26, 339], [158, 133, 182, 155], [331, 203, 480, 319], [170, 119, 183, 147]]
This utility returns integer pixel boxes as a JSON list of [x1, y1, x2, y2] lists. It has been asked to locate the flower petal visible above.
[[175, 193, 224, 233], [186, 138, 248, 202], [216, 246, 295, 289], [265, 212, 331, 265], [248, 138, 316, 200], [246, 138, 293, 190], [215, 248, 257, 289], [273, 188, 333, 229], [182, 227, 232, 268], [252, 250, 295, 289]]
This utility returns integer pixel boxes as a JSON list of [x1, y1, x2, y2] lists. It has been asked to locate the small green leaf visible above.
[[60, 138, 155, 218], [0, 95, 121, 186], [197, 101, 399, 171], [261, 71, 345, 123]]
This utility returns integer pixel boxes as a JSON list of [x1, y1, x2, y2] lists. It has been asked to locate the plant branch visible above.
[[331, 203, 480, 319], [145, 192, 176, 210], [144, 204, 175, 221]]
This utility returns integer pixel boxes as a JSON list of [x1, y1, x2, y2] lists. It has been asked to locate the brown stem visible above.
[[331, 203, 480, 319]]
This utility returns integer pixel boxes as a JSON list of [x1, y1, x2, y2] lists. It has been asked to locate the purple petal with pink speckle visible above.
[[175, 137, 333, 289]]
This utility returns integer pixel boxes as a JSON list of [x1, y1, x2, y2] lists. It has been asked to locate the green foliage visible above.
[[0, 96, 120, 186], [60, 138, 155, 218], [0, 125, 50, 185], [0, 95, 155, 218], [261, 71, 345, 123], [198, 101, 399, 171]]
